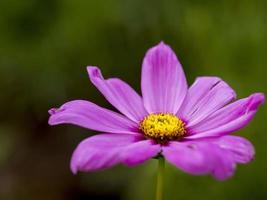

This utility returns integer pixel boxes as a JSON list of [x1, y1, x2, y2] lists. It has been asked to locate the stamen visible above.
[[139, 113, 186, 144]]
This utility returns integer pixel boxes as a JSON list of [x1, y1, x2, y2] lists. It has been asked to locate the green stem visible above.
[[156, 157, 165, 200]]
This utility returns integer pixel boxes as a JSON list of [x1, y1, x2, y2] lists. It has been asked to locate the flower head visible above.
[[48, 42, 265, 180]]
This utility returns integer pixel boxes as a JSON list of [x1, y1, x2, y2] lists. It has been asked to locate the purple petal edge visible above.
[[141, 42, 188, 114], [70, 134, 160, 174], [87, 66, 148, 122], [186, 93, 265, 139], [163, 135, 255, 180], [48, 100, 139, 134]]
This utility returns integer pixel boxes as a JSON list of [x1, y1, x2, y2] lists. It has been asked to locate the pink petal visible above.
[[121, 140, 161, 166], [214, 136, 255, 164], [87, 67, 148, 122], [178, 77, 236, 126], [162, 141, 213, 175], [210, 147, 236, 180], [70, 134, 142, 173], [162, 140, 236, 180], [141, 42, 188, 114], [187, 93, 265, 139], [48, 100, 139, 134]]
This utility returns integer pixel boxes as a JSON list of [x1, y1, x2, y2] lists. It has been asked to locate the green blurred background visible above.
[[0, 0, 266, 199]]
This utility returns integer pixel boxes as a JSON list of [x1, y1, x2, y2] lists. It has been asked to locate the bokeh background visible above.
[[0, 0, 266, 199]]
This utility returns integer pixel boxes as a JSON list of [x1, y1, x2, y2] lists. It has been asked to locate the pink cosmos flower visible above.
[[49, 42, 264, 180]]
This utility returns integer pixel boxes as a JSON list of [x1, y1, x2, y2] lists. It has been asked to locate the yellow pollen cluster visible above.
[[140, 113, 186, 143]]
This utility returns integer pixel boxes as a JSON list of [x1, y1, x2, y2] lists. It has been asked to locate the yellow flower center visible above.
[[139, 113, 186, 144]]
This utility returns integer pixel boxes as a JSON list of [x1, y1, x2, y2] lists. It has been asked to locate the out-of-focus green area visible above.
[[0, 0, 266, 199]]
